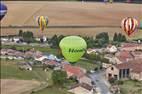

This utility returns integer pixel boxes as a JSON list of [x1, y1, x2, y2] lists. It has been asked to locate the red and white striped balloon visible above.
[[121, 17, 138, 36]]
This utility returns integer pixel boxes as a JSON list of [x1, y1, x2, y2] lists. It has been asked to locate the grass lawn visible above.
[[1, 44, 58, 55], [75, 59, 98, 71], [0, 59, 52, 83], [119, 80, 142, 94]]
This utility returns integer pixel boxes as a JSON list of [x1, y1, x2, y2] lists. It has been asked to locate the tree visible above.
[[109, 77, 117, 85], [117, 33, 122, 42], [113, 33, 126, 42], [121, 35, 126, 42], [52, 70, 67, 87], [113, 33, 118, 41], [49, 35, 58, 48], [18, 30, 23, 37], [22, 31, 34, 43], [95, 32, 109, 47]]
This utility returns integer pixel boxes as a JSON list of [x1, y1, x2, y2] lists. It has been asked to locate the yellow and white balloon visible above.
[[36, 16, 48, 31]]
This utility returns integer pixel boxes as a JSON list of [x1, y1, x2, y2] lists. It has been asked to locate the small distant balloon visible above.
[[59, 36, 87, 63], [121, 17, 138, 36], [36, 16, 48, 31], [0, 3, 7, 21]]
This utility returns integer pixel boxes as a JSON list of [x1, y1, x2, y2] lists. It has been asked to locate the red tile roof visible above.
[[116, 51, 134, 62], [63, 64, 85, 78], [115, 59, 142, 73], [121, 43, 141, 48], [48, 60, 58, 66], [43, 60, 58, 66]]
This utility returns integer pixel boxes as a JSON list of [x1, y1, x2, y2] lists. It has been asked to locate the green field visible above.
[[119, 80, 142, 94], [1, 44, 58, 55], [0, 59, 52, 83], [75, 59, 98, 71]]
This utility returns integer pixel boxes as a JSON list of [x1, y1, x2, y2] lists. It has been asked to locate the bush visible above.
[[109, 78, 117, 85], [115, 80, 124, 85], [52, 70, 67, 87]]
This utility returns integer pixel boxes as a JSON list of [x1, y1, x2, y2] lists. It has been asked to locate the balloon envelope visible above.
[[0, 3, 7, 21], [37, 16, 48, 31], [121, 17, 138, 36], [59, 36, 87, 63]]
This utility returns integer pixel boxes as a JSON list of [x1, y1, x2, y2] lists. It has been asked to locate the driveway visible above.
[[89, 71, 112, 94]]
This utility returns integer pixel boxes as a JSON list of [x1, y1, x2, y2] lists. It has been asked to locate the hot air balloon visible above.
[[59, 36, 87, 63], [36, 16, 48, 31], [0, 3, 7, 21], [121, 17, 138, 36]]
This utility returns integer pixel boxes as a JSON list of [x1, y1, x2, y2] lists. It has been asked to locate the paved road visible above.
[[89, 71, 112, 94]]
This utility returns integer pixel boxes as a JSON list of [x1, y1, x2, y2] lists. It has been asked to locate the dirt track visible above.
[[1, 1, 142, 38], [1, 79, 40, 94]]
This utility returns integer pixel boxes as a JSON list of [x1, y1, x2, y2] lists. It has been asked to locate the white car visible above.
[[90, 70, 95, 73], [96, 87, 101, 94]]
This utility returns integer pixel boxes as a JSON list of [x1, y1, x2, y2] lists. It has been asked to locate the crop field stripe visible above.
[[1, 25, 141, 29]]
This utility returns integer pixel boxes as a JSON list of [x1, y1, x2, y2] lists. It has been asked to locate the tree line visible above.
[[17, 30, 127, 48]]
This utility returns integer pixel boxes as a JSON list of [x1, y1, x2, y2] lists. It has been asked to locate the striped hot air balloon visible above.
[[36, 16, 48, 31], [121, 17, 138, 36]]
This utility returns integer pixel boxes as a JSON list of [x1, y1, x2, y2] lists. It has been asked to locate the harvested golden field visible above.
[[1, 79, 40, 94], [1, 1, 142, 39]]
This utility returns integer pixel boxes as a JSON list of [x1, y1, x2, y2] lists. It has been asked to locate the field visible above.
[[0, 59, 87, 94], [32, 86, 72, 94], [1, 1, 142, 39], [1, 44, 58, 55], [1, 79, 40, 94], [119, 80, 142, 94], [0, 59, 53, 82], [75, 59, 98, 71]]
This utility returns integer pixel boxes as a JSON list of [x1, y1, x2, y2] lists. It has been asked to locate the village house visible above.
[[24, 50, 35, 58], [87, 48, 96, 54], [115, 50, 134, 64], [63, 64, 86, 79], [131, 50, 142, 59], [62, 64, 93, 86], [105, 59, 142, 81], [68, 83, 94, 94], [78, 75, 92, 86], [0, 49, 24, 60], [114, 50, 142, 64], [18, 62, 32, 71], [104, 54, 117, 64], [0, 37, 9, 43], [0, 49, 8, 55], [34, 55, 48, 62], [119, 43, 142, 51], [106, 45, 117, 54], [103, 51, 133, 68], [43, 60, 60, 67]]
